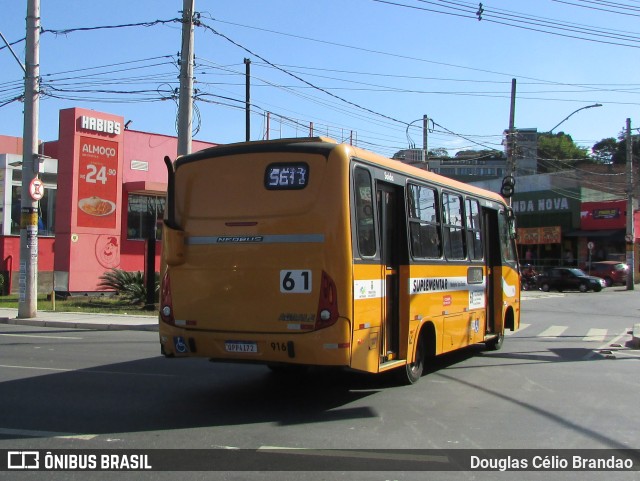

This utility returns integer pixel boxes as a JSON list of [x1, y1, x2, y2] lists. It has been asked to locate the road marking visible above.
[[537, 325, 568, 338], [583, 328, 607, 342], [258, 446, 450, 464], [0, 364, 174, 377], [0, 427, 97, 440], [0, 364, 71, 372], [0, 333, 83, 340], [582, 328, 633, 360]]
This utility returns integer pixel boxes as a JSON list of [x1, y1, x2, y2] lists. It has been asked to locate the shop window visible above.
[[127, 194, 165, 240], [10, 184, 56, 236]]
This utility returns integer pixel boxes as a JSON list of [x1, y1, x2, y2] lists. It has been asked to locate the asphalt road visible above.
[[0, 287, 638, 481]]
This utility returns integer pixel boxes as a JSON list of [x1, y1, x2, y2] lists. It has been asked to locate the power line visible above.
[[552, 0, 640, 16], [197, 20, 409, 128], [372, 0, 640, 48]]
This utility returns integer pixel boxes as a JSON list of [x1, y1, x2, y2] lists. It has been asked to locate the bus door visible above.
[[377, 182, 404, 363], [482, 208, 503, 334]]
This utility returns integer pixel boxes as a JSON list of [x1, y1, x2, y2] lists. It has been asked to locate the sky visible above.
[[1, 0, 639, 160]]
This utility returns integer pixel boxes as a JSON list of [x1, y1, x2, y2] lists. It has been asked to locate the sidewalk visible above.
[[0, 308, 158, 331]]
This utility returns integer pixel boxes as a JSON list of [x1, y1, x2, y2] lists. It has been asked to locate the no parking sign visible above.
[[29, 177, 44, 201]]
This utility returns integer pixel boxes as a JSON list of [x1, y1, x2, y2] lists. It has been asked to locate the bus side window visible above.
[[443, 192, 466, 260], [408, 183, 441, 259], [354, 168, 376, 257], [466, 198, 483, 260]]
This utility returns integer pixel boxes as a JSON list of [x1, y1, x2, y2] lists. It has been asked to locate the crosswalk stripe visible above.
[[509, 325, 626, 343], [583, 328, 607, 342], [537, 325, 568, 338]]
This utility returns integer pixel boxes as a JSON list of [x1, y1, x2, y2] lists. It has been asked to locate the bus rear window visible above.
[[265, 163, 309, 190]]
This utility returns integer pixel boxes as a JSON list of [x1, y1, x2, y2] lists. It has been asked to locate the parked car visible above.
[[587, 261, 628, 287], [537, 267, 605, 293]]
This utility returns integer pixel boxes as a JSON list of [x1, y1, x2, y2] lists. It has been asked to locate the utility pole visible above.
[[177, 0, 195, 157], [244, 58, 251, 141], [507, 78, 516, 176], [422, 114, 428, 163], [18, 0, 41, 318], [503, 79, 517, 205], [626, 118, 635, 290]]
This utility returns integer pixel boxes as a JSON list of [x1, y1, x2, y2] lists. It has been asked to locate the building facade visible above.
[[0, 107, 216, 294], [471, 171, 639, 271]]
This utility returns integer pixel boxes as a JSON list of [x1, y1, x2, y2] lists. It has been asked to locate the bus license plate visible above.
[[225, 341, 258, 353]]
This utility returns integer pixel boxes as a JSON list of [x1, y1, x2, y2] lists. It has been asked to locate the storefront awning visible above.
[[124, 181, 167, 194], [517, 226, 562, 245]]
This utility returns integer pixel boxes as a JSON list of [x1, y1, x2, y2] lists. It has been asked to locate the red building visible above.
[[0, 107, 216, 294], [578, 199, 640, 266]]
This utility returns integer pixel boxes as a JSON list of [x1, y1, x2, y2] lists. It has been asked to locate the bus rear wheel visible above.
[[485, 332, 504, 351], [399, 333, 426, 385]]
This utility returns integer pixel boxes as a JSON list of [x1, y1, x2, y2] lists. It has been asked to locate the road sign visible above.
[[587, 241, 594, 251], [29, 178, 44, 201]]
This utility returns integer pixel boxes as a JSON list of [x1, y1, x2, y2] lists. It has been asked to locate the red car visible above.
[[588, 261, 628, 287]]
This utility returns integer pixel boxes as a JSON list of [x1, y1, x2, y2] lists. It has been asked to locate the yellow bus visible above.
[[159, 137, 520, 384]]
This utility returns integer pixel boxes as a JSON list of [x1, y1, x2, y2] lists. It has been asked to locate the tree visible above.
[[591, 131, 640, 165], [537, 132, 589, 172], [454, 149, 504, 160], [591, 137, 620, 163], [428, 147, 449, 158]]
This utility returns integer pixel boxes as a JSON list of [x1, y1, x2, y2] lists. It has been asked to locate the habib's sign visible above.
[[79, 115, 122, 135]]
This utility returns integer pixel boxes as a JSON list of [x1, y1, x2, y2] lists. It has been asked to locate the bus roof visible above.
[[174, 137, 507, 205]]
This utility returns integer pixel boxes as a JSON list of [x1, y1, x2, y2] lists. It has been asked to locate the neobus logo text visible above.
[[216, 236, 264, 243]]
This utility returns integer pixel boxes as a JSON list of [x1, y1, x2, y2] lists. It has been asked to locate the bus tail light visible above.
[[315, 271, 339, 330], [160, 271, 175, 326]]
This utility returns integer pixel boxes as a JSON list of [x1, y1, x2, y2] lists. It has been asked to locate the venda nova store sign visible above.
[[511, 190, 580, 221], [512, 196, 570, 214]]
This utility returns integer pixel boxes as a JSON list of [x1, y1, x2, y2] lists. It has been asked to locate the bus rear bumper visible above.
[[159, 318, 352, 367]]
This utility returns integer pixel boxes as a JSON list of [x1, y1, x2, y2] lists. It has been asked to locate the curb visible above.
[[631, 323, 640, 349], [0, 317, 158, 332]]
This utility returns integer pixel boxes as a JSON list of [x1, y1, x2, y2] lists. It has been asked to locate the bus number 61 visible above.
[[280, 270, 312, 293]]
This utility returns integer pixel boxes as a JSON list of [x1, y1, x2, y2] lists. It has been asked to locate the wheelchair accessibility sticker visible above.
[[173, 336, 188, 354]]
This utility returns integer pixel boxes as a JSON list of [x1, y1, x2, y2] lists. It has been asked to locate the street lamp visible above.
[[548, 103, 602, 133]]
